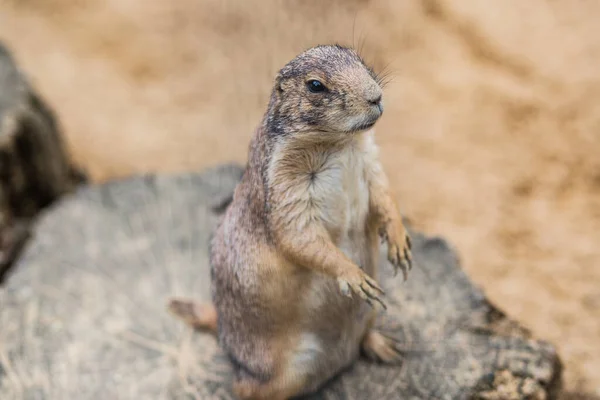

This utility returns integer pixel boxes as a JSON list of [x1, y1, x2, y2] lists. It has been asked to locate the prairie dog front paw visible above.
[[380, 220, 413, 281], [337, 266, 386, 310]]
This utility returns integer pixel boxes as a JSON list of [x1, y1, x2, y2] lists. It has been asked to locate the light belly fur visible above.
[[294, 134, 376, 392]]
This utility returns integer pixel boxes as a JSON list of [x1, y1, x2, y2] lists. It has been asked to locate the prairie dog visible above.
[[169, 44, 412, 400]]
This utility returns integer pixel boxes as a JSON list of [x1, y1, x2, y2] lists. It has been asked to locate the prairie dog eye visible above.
[[307, 79, 326, 93]]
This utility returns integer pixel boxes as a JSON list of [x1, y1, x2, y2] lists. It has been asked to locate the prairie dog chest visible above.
[[309, 137, 371, 239], [268, 131, 378, 248]]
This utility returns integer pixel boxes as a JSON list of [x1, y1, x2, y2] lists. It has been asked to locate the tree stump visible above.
[[0, 163, 562, 399], [0, 42, 85, 280]]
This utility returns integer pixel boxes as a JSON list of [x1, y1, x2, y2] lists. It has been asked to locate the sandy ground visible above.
[[1, 0, 599, 396]]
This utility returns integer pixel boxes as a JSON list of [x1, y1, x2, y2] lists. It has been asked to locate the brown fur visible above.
[[169, 44, 412, 400]]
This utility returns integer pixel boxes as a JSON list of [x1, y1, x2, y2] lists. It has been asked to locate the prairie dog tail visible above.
[[168, 298, 218, 334]]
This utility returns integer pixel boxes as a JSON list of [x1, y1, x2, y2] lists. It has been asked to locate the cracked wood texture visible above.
[[0, 42, 85, 280], [0, 164, 562, 399]]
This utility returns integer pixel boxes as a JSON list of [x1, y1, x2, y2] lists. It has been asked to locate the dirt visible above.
[[0, 0, 598, 396]]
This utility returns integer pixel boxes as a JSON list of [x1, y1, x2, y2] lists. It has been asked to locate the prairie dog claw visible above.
[[337, 267, 386, 310], [382, 222, 413, 281]]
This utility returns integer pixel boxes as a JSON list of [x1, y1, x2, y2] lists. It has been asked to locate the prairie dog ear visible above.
[[275, 74, 284, 93], [275, 73, 295, 94]]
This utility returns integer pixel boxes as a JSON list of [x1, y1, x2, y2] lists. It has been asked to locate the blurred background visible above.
[[1, 0, 599, 395]]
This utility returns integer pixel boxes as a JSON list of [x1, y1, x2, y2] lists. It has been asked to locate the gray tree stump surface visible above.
[[0, 163, 562, 399], [0, 42, 85, 280]]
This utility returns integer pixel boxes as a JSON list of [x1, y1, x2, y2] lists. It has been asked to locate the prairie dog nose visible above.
[[365, 81, 382, 102], [368, 94, 382, 106], [367, 92, 384, 114], [365, 83, 383, 113]]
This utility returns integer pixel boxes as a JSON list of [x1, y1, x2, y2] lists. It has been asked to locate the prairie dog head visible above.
[[266, 45, 384, 137]]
